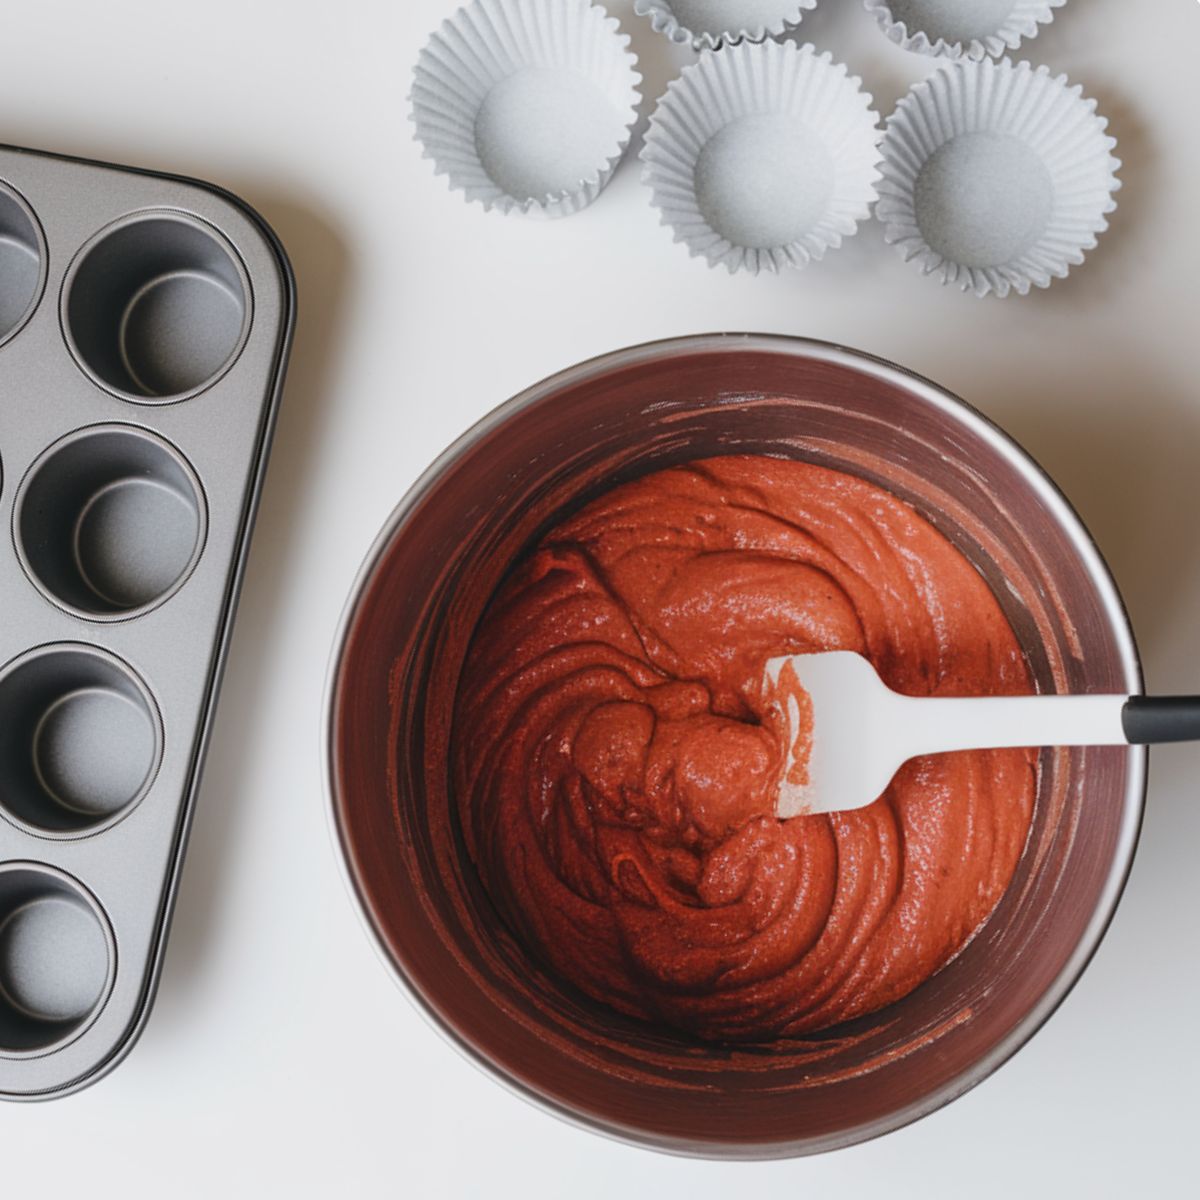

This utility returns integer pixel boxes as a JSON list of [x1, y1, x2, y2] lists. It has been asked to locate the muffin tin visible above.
[[0, 144, 294, 1099]]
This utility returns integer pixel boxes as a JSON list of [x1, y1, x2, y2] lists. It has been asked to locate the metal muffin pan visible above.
[[0, 145, 295, 1099]]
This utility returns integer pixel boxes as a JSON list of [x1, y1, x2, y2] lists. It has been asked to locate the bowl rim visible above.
[[322, 333, 1147, 1159]]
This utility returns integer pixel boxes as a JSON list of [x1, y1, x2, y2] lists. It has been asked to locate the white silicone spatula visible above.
[[764, 651, 1199, 818]]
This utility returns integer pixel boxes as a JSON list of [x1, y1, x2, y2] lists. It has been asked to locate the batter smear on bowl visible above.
[[453, 456, 1036, 1041]]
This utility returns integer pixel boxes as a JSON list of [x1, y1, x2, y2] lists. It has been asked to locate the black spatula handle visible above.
[[1122, 696, 1200, 745]]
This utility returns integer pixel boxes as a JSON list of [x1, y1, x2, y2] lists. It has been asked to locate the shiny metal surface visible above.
[[0, 144, 295, 1100]]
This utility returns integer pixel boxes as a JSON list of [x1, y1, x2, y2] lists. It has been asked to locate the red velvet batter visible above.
[[454, 457, 1036, 1041]]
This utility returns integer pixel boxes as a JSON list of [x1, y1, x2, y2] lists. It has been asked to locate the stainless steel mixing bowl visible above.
[[327, 335, 1145, 1158]]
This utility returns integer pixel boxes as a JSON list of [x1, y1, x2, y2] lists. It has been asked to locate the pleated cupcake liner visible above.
[[864, 0, 1068, 62], [411, 0, 641, 219], [877, 59, 1121, 298], [641, 41, 882, 275], [633, 0, 818, 52]]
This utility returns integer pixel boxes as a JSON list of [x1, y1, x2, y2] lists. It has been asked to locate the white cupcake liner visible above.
[[410, 0, 641, 218], [634, 0, 818, 52], [877, 60, 1121, 299], [864, 0, 1068, 62], [641, 42, 882, 275]]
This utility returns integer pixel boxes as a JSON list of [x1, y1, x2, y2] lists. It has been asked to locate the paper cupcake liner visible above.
[[641, 41, 882, 275], [864, 0, 1068, 62], [634, 0, 818, 52], [411, 0, 641, 219], [877, 60, 1121, 299]]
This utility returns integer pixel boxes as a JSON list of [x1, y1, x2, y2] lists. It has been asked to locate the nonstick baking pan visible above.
[[0, 144, 295, 1099]]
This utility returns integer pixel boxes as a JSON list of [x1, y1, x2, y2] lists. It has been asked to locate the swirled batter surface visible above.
[[454, 457, 1036, 1041]]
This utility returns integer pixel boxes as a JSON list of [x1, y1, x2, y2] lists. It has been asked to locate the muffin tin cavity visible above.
[[0, 647, 161, 837], [0, 183, 45, 348], [63, 213, 251, 402], [0, 866, 114, 1057], [15, 425, 207, 620]]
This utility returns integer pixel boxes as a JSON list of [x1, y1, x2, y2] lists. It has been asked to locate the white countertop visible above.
[[4, 0, 1198, 1194]]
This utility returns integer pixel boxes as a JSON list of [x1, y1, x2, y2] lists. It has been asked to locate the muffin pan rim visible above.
[[58, 206, 256, 407], [0, 176, 49, 353], [10, 420, 212, 625], [0, 641, 166, 842], [0, 860, 118, 1061]]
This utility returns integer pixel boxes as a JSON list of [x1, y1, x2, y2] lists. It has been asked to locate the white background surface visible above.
[[3, 0, 1198, 1195]]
